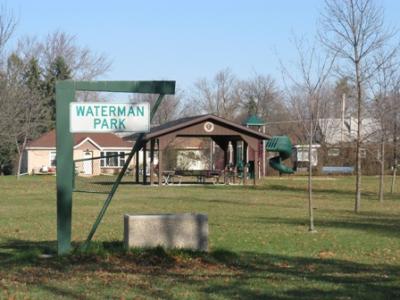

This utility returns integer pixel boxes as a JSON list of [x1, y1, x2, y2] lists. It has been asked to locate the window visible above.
[[297, 149, 309, 162], [119, 152, 125, 166], [296, 147, 318, 166], [49, 151, 56, 167], [100, 151, 126, 167], [328, 148, 340, 157]]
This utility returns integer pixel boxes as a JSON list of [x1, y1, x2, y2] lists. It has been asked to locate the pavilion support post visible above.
[[254, 149, 259, 185], [262, 140, 266, 177], [228, 141, 232, 164], [150, 139, 155, 185], [158, 140, 163, 186], [210, 140, 214, 170], [232, 141, 237, 184], [143, 142, 147, 184], [135, 149, 140, 183], [243, 141, 248, 185], [223, 143, 229, 184], [223, 146, 228, 168]]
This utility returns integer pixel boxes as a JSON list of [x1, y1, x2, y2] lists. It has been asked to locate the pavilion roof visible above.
[[126, 114, 270, 141]]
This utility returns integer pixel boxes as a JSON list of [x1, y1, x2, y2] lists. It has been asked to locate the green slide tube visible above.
[[266, 136, 294, 174]]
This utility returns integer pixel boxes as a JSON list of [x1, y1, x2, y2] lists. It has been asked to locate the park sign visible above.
[[70, 102, 150, 133]]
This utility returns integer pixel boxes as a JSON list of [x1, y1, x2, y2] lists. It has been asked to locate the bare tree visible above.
[[15, 31, 111, 81], [0, 78, 14, 173], [0, 6, 18, 174], [180, 97, 199, 118], [0, 5, 16, 61], [13, 31, 112, 130], [130, 89, 184, 125], [281, 37, 335, 232], [0, 54, 48, 177], [390, 79, 400, 193], [42, 31, 111, 80], [320, 0, 396, 212], [192, 68, 240, 120], [238, 74, 286, 123], [0, 12, 111, 175], [368, 50, 399, 202]]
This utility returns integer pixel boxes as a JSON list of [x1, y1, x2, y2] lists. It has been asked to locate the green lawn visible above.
[[1, 175, 400, 299]]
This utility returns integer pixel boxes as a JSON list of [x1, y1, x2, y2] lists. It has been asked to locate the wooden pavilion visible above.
[[125, 114, 270, 185]]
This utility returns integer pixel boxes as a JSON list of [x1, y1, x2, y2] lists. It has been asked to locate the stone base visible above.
[[124, 213, 208, 251]]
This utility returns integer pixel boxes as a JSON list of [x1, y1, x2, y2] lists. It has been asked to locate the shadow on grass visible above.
[[261, 184, 400, 201], [266, 184, 376, 197], [250, 213, 400, 238], [37, 285, 84, 300], [1, 239, 400, 299]]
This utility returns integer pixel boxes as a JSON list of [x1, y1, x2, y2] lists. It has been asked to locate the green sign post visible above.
[[56, 80, 175, 255]]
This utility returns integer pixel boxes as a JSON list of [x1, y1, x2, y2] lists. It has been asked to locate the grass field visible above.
[[1, 175, 400, 299]]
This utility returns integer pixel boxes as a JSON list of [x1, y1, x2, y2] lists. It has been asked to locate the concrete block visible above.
[[124, 213, 208, 251]]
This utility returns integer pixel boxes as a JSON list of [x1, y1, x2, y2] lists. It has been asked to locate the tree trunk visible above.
[[16, 136, 27, 180], [379, 140, 385, 202], [354, 57, 362, 213], [391, 160, 397, 194], [391, 121, 397, 194], [308, 118, 315, 232]]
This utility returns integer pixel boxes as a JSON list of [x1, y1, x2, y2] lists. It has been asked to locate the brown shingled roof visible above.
[[125, 114, 271, 141], [27, 130, 133, 148]]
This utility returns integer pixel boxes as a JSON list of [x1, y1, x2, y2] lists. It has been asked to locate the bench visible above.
[[322, 166, 354, 174]]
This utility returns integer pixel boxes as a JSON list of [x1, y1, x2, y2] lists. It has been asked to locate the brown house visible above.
[[25, 130, 133, 175]]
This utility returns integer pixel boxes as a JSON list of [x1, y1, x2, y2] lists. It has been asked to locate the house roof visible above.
[[126, 114, 270, 141], [26, 130, 133, 149], [318, 117, 381, 144]]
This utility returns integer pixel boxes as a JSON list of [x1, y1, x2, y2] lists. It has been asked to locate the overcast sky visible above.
[[7, 0, 400, 92]]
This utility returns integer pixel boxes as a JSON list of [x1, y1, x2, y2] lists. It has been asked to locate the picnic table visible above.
[[174, 169, 222, 184], [162, 170, 175, 185]]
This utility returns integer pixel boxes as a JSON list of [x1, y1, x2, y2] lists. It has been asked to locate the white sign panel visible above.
[[70, 102, 150, 133]]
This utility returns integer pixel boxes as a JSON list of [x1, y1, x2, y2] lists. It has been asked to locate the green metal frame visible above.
[[56, 80, 175, 255]]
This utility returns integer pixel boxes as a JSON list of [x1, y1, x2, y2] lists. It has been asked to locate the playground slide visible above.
[[266, 136, 294, 174]]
